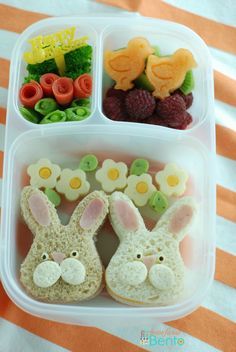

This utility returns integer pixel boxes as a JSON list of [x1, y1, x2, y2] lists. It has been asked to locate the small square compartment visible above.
[[100, 22, 212, 130], [12, 20, 98, 126]]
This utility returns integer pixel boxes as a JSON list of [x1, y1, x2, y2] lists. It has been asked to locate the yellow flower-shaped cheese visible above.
[[155, 163, 188, 197], [56, 169, 90, 201], [95, 159, 128, 193], [27, 158, 61, 189], [124, 173, 156, 207]]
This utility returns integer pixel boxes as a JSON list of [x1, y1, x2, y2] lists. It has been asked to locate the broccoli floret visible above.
[[23, 73, 40, 84], [24, 58, 59, 84], [64, 45, 92, 79], [26, 58, 59, 75]]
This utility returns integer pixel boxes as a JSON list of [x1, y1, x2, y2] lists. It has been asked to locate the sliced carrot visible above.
[[52, 77, 74, 105], [74, 73, 92, 99], [40, 73, 60, 97], [19, 81, 43, 109]]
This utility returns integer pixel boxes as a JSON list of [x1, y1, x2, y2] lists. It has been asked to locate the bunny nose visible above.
[[51, 252, 66, 264], [142, 254, 157, 271]]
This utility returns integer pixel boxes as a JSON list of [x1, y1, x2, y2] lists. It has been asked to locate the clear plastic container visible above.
[[0, 16, 215, 328]]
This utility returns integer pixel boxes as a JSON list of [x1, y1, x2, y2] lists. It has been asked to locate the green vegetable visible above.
[[153, 45, 161, 56], [44, 188, 61, 207], [27, 58, 59, 76], [23, 73, 40, 84], [149, 191, 168, 214], [65, 107, 90, 121], [180, 70, 194, 95], [19, 106, 42, 124], [64, 45, 92, 80], [79, 154, 98, 172], [134, 73, 154, 92], [71, 98, 90, 107], [130, 159, 149, 176], [24, 58, 59, 83], [35, 98, 58, 116], [40, 110, 66, 124]]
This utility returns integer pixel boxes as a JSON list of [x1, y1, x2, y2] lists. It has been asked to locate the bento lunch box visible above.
[[0, 16, 215, 328]]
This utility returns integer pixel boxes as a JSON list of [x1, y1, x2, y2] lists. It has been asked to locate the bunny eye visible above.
[[158, 255, 164, 262], [41, 252, 49, 261], [136, 253, 143, 260], [70, 250, 79, 258]]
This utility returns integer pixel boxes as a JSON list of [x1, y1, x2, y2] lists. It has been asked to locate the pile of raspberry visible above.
[[103, 86, 193, 130]]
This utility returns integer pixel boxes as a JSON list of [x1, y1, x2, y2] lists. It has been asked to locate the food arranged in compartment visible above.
[[21, 153, 194, 305], [19, 27, 92, 124], [103, 37, 197, 129]]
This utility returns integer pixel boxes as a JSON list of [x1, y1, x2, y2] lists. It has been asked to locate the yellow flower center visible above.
[[107, 168, 119, 181], [39, 167, 52, 179], [167, 175, 179, 187], [70, 177, 81, 189], [136, 181, 148, 194]]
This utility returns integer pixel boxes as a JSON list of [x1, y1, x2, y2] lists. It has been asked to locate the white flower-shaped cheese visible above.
[[27, 158, 61, 189], [124, 173, 156, 207], [95, 159, 128, 193], [56, 169, 90, 201], [155, 163, 188, 197]]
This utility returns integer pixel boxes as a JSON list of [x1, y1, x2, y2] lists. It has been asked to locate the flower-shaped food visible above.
[[155, 163, 188, 197], [27, 158, 61, 189], [56, 169, 90, 201], [124, 173, 156, 207], [95, 159, 128, 193]]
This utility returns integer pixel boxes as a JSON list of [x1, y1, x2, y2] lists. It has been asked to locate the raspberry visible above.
[[166, 112, 192, 130], [144, 115, 167, 126], [185, 112, 193, 125], [106, 86, 128, 101], [173, 90, 193, 109], [125, 89, 155, 120], [156, 95, 186, 119], [143, 111, 192, 130], [103, 96, 127, 121]]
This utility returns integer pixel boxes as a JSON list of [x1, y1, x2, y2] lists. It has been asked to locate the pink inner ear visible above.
[[28, 193, 51, 226], [113, 199, 139, 231], [80, 198, 105, 229], [169, 205, 193, 234]]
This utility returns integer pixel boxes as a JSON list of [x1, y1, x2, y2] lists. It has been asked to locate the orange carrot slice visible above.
[[40, 73, 60, 97], [74, 73, 92, 99], [19, 81, 43, 109], [52, 77, 74, 105]]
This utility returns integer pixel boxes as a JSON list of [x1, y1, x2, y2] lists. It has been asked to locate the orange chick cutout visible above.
[[104, 37, 154, 91], [145, 49, 197, 99]]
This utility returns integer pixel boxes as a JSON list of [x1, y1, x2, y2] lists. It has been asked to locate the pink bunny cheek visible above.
[[33, 261, 61, 288], [119, 261, 147, 285], [148, 265, 175, 290], [28, 193, 51, 226], [169, 205, 193, 234], [80, 198, 105, 229]]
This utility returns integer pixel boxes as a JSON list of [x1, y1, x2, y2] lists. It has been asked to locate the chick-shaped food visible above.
[[104, 37, 154, 91], [145, 48, 197, 99]]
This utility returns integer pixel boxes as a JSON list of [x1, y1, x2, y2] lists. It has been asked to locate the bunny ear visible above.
[[109, 192, 146, 241], [21, 186, 60, 235], [153, 197, 197, 242], [69, 191, 109, 235]]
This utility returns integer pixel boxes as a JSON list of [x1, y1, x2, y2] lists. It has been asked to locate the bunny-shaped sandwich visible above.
[[106, 192, 197, 306], [20, 186, 109, 303]]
